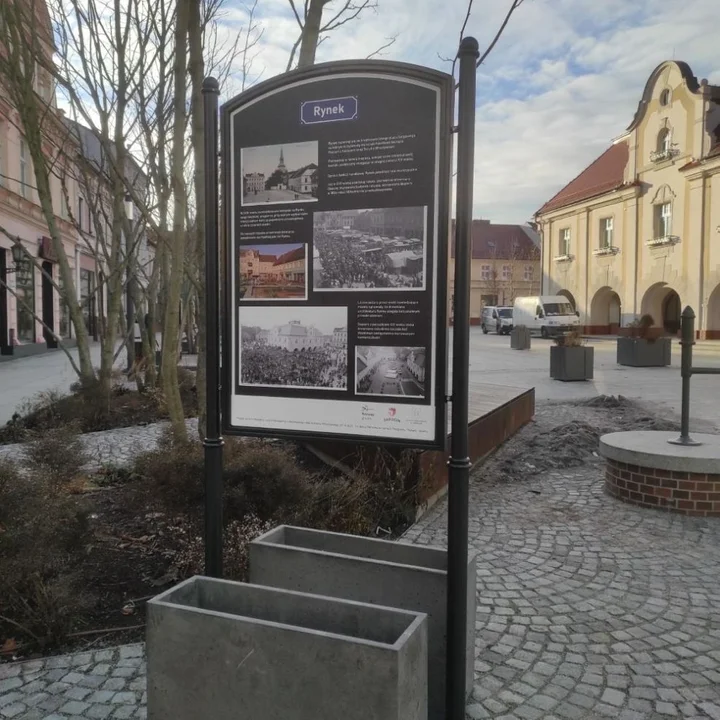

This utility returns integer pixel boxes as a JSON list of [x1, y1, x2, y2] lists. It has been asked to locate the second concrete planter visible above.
[[147, 577, 427, 720], [249, 525, 477, 720]]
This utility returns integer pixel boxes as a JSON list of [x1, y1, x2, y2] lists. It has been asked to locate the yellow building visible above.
[[536, 61, 720, 338], [448, 220, 541, 324]]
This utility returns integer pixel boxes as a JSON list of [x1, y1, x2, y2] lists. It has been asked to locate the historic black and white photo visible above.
[[355, 346, 426, 398], [240, 306, 347, 390], [241, 141, 319, 206], [239, 244, 307, 300], [313, 207, 426, 291]]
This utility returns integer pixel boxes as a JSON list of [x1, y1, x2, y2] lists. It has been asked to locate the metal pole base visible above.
[[667, 436, 703, 447]]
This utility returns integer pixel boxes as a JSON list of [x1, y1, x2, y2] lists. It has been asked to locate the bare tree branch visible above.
[[476, 0, 525, 68], [365, 34, 398, 60]]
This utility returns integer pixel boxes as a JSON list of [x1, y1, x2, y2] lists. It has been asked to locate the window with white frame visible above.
[[19, 138, 28, 198], [559, 228, 570, 256], [480, 264, 491, 280], [657, 128, 671, 155], [600, 217, 614, 248], [524, 265, 533, 281], [501, 264, 511, 281], [654, 202, 672, 239]]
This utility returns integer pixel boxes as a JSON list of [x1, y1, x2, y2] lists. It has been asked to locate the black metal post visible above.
[[669, 306, 701, 446], [202, 76, 224, 577], [446, 36, 478, 720], [125, 230, 135, 373]]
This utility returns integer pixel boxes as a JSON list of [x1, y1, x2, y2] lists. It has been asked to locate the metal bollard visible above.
[[668, 306, 701, 446]]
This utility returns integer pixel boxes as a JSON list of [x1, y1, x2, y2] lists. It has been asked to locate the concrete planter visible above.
[[147, 577, 427, 720], [616, 337, 671, 367], [510, 326, 531, 350], [249, 525, 477, 720], [550, 345, 594, 381]]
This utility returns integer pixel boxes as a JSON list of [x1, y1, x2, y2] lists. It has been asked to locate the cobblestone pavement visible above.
[[0, 645, 146, 719], [0, 419, 198, 470], [3, 456, 720, 719], [404, 459, 720, 719]]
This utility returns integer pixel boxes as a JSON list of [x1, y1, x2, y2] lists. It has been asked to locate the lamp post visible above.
[[1, 243, 25, 276], [124, 194, 136, 373]]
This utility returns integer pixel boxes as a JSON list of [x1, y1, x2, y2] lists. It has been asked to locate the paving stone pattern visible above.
[[0, 419, 198, 470], [404, 460, 720, 719], [0, 645, 146, 719], [3, 460, 720, 719]]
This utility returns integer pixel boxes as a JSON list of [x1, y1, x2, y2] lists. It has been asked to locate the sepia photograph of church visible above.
[[241, 141, 319, 206]]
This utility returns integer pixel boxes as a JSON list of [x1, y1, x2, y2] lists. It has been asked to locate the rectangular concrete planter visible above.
[[550, 345, 594, 381], [616, 337, 671, 367], [510, 326, 531, 350], [147, 577, 427, 720], [249, 525, 477, 720]]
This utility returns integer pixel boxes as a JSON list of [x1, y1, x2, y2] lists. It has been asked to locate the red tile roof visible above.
[[274, 246, 305, 265], [536, 142, 629, 216], [259, 254, 276, 262], [451, 221, 540, 261]]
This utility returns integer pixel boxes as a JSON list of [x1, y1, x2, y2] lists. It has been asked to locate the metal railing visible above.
[[668, 306, 720, 446]]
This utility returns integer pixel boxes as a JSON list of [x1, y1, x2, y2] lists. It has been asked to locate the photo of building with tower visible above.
[[241, 141, 319, 206]]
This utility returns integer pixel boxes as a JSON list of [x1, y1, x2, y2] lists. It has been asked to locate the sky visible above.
[[218, 0, 720, 224]]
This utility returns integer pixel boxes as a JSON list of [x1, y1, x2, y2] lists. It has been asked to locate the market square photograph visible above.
[[313, 206, 426, 291], [239, 305, 347, 390], [239, 243, 307, 300], [241, 141, 319, 206]]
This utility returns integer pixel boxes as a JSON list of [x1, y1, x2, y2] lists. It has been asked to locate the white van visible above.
[[513, 296, 580, 338]]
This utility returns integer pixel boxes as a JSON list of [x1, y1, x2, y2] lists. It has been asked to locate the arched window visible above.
[[660, 88, 671, 106], [657, 128, 671, 155]]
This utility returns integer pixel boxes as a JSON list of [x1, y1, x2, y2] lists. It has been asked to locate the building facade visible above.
[[287, 165, 318, 196], [265, 320, 331, 351], [448, 220, 542, 324], [0, 0, 84, 357], [536, 61, 720, 338], [244, 172, 265, 194], [272, 246, 305, 282]]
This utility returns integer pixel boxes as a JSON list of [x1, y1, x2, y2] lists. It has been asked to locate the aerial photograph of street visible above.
[[355, 345, 426, 398]]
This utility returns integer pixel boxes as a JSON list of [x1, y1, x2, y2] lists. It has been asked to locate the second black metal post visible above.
[[446, 36, 479, 720], [669, 306, 701, 447], [202, 76, 224, 577]]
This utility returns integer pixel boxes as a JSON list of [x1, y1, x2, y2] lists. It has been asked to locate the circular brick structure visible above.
[[600, 431, 720, 516]]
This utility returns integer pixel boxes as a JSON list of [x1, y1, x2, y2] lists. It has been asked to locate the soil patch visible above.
[[0, 370, 197, 444]]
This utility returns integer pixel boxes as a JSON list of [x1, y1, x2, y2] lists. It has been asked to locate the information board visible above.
[[221, 61, 453, 448]]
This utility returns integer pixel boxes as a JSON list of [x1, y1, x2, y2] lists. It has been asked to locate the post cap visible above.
[[459, 36, 480, 56], [202, 76, 220, 94], [681, 305, 696, 319]]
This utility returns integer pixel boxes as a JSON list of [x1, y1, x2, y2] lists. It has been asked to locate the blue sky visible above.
[[219, 0, 720, 224]]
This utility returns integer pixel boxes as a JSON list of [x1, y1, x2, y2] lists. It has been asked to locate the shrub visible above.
[[553, 329, 585, 347], [0, 458, 91, 648], [22, 423, 88, 485]]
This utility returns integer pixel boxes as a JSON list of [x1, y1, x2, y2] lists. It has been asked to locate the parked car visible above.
[[513, 295, 580, 338], [480, 306, 498, 334], [495, 307, 513, 335]]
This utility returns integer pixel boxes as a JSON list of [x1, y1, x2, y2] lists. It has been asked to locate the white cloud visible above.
[[221, 0, 720, 222]]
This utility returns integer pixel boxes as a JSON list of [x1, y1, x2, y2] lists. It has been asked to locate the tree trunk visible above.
[[297, 0, 327, 68], [161, 0, 190, 443], [188, 0, 207, 439]]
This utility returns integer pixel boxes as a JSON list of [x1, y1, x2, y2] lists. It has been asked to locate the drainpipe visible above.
[[633, 194, 640, 320], [698, 173, 706, 338], [585, 208, 590, 330]]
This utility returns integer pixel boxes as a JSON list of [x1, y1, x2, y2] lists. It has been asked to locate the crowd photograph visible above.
[[239, 306, 347, 390], [241, 141, 319, 206], [355, 345, 426, 398], [313, 207, 426, 291]]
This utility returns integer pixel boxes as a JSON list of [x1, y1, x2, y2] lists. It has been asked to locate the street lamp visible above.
[[1, 243, 25, 275], [124, 194, 137, 373]]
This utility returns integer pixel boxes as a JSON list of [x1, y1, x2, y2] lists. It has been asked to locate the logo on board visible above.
[[300, 96, 358, 125]]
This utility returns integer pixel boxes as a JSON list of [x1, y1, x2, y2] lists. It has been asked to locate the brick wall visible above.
[[605, 458, 720, 516]]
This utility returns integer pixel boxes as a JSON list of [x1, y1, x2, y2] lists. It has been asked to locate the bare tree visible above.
[[287, 0, 395, 71], [0, 0, 96, 384]]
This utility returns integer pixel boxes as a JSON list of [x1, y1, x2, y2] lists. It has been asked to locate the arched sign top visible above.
[[220, 59, 453, 449], [220, 59, 453, 115]]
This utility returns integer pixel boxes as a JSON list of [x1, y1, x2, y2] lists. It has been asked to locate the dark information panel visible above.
[[221, 61, 453, 448]]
